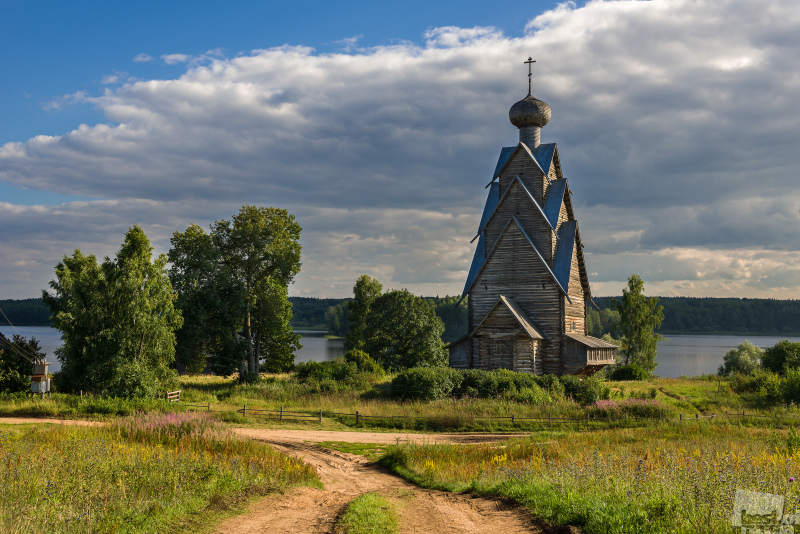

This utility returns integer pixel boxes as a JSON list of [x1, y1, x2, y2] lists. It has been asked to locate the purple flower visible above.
[[791, 477, 796, 483]]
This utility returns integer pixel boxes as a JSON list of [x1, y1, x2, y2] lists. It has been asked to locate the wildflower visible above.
[[791, 477, 796, 483]]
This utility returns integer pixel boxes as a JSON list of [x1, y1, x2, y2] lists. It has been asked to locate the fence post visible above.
[[549, 413, 552, 425], [356, 410, 360, 425], [511, 414, 515, 424], [586, 411, 590, 430], [319, 409, 322, 424], [696, 413, 699, 420], [280, 406, 284, 422], [680, 414, 682, 422], [243, 404, 247, 417]]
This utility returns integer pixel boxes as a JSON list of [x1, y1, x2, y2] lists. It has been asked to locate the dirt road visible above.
[[0, 418, 572, 533], [215, 428, 573, 534]]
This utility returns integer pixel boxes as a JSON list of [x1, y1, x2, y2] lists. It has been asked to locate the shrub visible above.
[[609, 364, 650, 381], [762, 340, 800, 375], [391, 367, 462, 400], [718, 341, 763, 377], [345, 349, 384, 375]]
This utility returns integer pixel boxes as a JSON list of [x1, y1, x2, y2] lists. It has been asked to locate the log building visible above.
[[449, 64, 616, 375]]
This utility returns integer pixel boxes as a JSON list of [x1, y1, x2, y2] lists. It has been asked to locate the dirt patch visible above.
[[232, 428, 529, 446], [214, 429, 567, 534]]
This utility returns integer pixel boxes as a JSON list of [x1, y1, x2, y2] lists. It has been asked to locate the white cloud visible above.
[[161, 53, 191, 65], [2, 0, 800, 299], [133, 53, 155, 63]]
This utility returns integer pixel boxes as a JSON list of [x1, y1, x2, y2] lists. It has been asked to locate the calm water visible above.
[[2, 326, 796, 378]]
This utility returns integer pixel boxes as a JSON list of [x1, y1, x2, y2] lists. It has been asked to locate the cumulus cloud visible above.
[[133, 53, 154, 63], [2, 0, 800, 299]]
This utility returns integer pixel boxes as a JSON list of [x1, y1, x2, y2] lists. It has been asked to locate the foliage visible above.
[[345, 275, 383, 351], [0, 334, 45, 393], [762, 340, 800, 375], [587, 307, 620, 338], [325, 301, 350, 336], [391, 367, 609, 405], [0, 413, 319, 533], [0, 298, 51, 326], [364, 289, 447, 371], [43, 226, 182, 398], [585, 398, 670, 419], [170, 205, 302, 376], [344, 349, 384, 374], [717, 340, 763, 377], [609, 364, 650, 381], [336, 492, 399, 534], [169, 223, 246, 375], [426, 295, 468, 343], [289, 296, 348, 328], [611, 274, 664, 373], [392, 367, 463, 401]]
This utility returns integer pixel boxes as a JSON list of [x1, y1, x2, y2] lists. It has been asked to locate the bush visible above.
[[391, 367, 462, 400], [609, 364, 650, 381], [762, 340, 800, 374], [718, 341, 763, 377], [345, 350, 384, 375]]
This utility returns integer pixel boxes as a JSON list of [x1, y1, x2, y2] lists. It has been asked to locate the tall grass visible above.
[[381, 424, 800, 533], [0, 413, 319, 533]]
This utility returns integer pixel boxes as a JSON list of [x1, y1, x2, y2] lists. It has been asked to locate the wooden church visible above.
[[448, 61, 617, 376]]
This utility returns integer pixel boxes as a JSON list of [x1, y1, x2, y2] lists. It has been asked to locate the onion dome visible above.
[[509, 93, 551, 129]]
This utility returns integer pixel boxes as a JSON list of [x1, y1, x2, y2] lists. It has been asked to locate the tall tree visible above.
[[0, 334, 44, 393], [169, 224, 246, 375], [43, 225, 182, 397], [363, 289, 446, 371], [345, 275, 383, 351], [253, 277, 301, 372], [611, 274, 664, 373], [212, 206, 302, 376]]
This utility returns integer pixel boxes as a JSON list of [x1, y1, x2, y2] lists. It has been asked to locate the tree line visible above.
[[7, 295, 799, 336]]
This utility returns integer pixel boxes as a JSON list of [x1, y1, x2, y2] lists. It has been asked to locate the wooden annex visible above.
[[449, 65, 616, 375]]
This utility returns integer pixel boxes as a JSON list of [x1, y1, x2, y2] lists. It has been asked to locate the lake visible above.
[[3, 326, 799, 378]]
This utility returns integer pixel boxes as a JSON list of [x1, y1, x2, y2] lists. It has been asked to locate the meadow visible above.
[[380, 423, 799, 534], [0, 412, 319, 533]]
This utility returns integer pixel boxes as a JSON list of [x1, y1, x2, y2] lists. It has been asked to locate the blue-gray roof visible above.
[[462, 232, 485, 296], [477, 182, 500, 234], [474, 176, 555, 240], [492, 147, 516, 179], [553, 220, 576, 292], [463, 217, 570, 303], [544, 178, 567, 228], [533, 143, 556, 177]]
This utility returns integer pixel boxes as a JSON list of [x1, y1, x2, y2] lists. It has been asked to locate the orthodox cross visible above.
[[524, 57, 536, 94]]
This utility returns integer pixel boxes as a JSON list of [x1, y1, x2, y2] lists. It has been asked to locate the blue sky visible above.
[[2, 0, 800, 301]]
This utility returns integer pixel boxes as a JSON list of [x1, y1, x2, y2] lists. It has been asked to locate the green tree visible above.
[[253, 278, 300, 372], [325, 301, 350, 337], [0, 334, 44, 393], [363, 289, 446, 371], [345, 275, 383, 351], [171, 206, 302, 378], [718, 340, 763, 376], [611, 274, 664, 374], [43, 225, 182, 397], [169, 224, 246, 375], [428, 295, 468, 343], [762, 340, 800, 375]]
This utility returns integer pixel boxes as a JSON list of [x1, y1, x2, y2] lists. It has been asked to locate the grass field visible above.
[[0, 412, 319, 533], [380, 423, 798, 534]]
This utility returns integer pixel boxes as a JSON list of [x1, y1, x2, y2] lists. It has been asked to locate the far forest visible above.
[[3, 296, 800, 337]]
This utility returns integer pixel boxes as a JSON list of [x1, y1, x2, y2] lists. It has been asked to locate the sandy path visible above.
[[216, 429, 573, 534]]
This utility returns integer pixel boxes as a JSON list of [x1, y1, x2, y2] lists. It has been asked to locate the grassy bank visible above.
[[380, 423, 796, 533], [0, 412, 319, 533]]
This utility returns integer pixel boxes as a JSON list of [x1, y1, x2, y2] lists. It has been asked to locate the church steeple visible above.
[[508, 57, 551, 148]]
